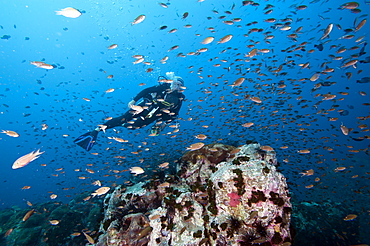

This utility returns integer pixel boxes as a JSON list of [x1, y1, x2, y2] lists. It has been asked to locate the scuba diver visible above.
[[74, 72, 185, 151]]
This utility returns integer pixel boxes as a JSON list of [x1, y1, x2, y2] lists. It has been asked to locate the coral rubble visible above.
[[96, 143, 292, 245]]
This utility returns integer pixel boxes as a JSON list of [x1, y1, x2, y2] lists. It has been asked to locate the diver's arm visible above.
[[133, 85, 166, 102], [128, 100, 136, 108], [128, 86, 157, 108]]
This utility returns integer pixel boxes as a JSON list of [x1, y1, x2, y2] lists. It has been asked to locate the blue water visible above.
[[1, 0, 369, 241]]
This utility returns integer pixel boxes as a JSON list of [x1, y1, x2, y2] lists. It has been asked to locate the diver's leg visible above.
[[74, 110, 133, 151], [100, 111, 133, 130], [101, 100, 151, 130], [128, 113, 157, 129]]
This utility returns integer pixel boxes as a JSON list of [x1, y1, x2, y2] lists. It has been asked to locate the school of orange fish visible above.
[[1, 0, 370, 242]]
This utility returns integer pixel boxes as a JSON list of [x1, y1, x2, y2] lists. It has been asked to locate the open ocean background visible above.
[[0, 0, 369, 244]]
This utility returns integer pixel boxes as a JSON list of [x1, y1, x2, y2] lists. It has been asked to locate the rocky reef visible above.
[[0, 193, 103, 246], [291, 200, 366, 246], [96, 143, 292, 246]]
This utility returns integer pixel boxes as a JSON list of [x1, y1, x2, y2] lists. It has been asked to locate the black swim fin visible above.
[[74, 130, 99, 151]]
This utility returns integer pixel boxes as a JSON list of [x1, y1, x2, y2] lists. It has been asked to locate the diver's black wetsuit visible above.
[[104, 83, 185, 130]]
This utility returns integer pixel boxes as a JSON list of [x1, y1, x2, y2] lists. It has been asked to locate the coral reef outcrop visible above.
[[96, 143, 292, 246]]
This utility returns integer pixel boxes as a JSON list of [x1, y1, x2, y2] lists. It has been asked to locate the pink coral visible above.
[[227, 192, 241, 207]]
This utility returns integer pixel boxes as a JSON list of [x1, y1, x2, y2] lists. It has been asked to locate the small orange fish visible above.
[[12, 149, 44, 169], [260, 146, 274, 151], [22, 209, 35, 221], [343, 214, 357, 221], [49, 220, 60, 225], [30, 61, 54, 69], [1, 130, 20, 137], [130, 105, 144, 115], [55, 7, 82, 18], [201, 36, 214, 44], [158, 162, 169, 168], [195, 134, 207, 140], [334, 167, 346, 172], [129, 167, 145, 175], [310, 73, 320, 81], [341, 2, 359, 9], [340, 123, 349, 135], [107, 44, 118, 50], [160, 56, 169, 63], [5, 228, 13, 237], [137, 226, 153, 240], [158, 182, 170, 188], [197, 48, 208, 53], [186, 142, 205, 151], [83, 232, 95, 244], [132, 14, 146, 25], [112, 137, 128, 143], [41, 124, 48, 130], [91, 187, 110, 197], [150, 214, 161, 220], [133, 57, 144, 64], [297, 149, 310, 154], [341, 59, 358, 68], [320, 23, 333, 40], [355, 19, 366, 32], [242, 122, 254, 128], [159, 2, 168, 8], [231, 77, 245, 87], [86, 169, 95, 174], [250, 97, 262, 103], [259, 49, 270, 53], [218, 34, 233, 44], [226, 148, 239, 155], [245, 48, 258, 58], [300, 169, 314, 176]]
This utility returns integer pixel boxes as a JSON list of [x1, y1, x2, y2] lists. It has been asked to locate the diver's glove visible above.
[[128, 100, 136, 108]]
